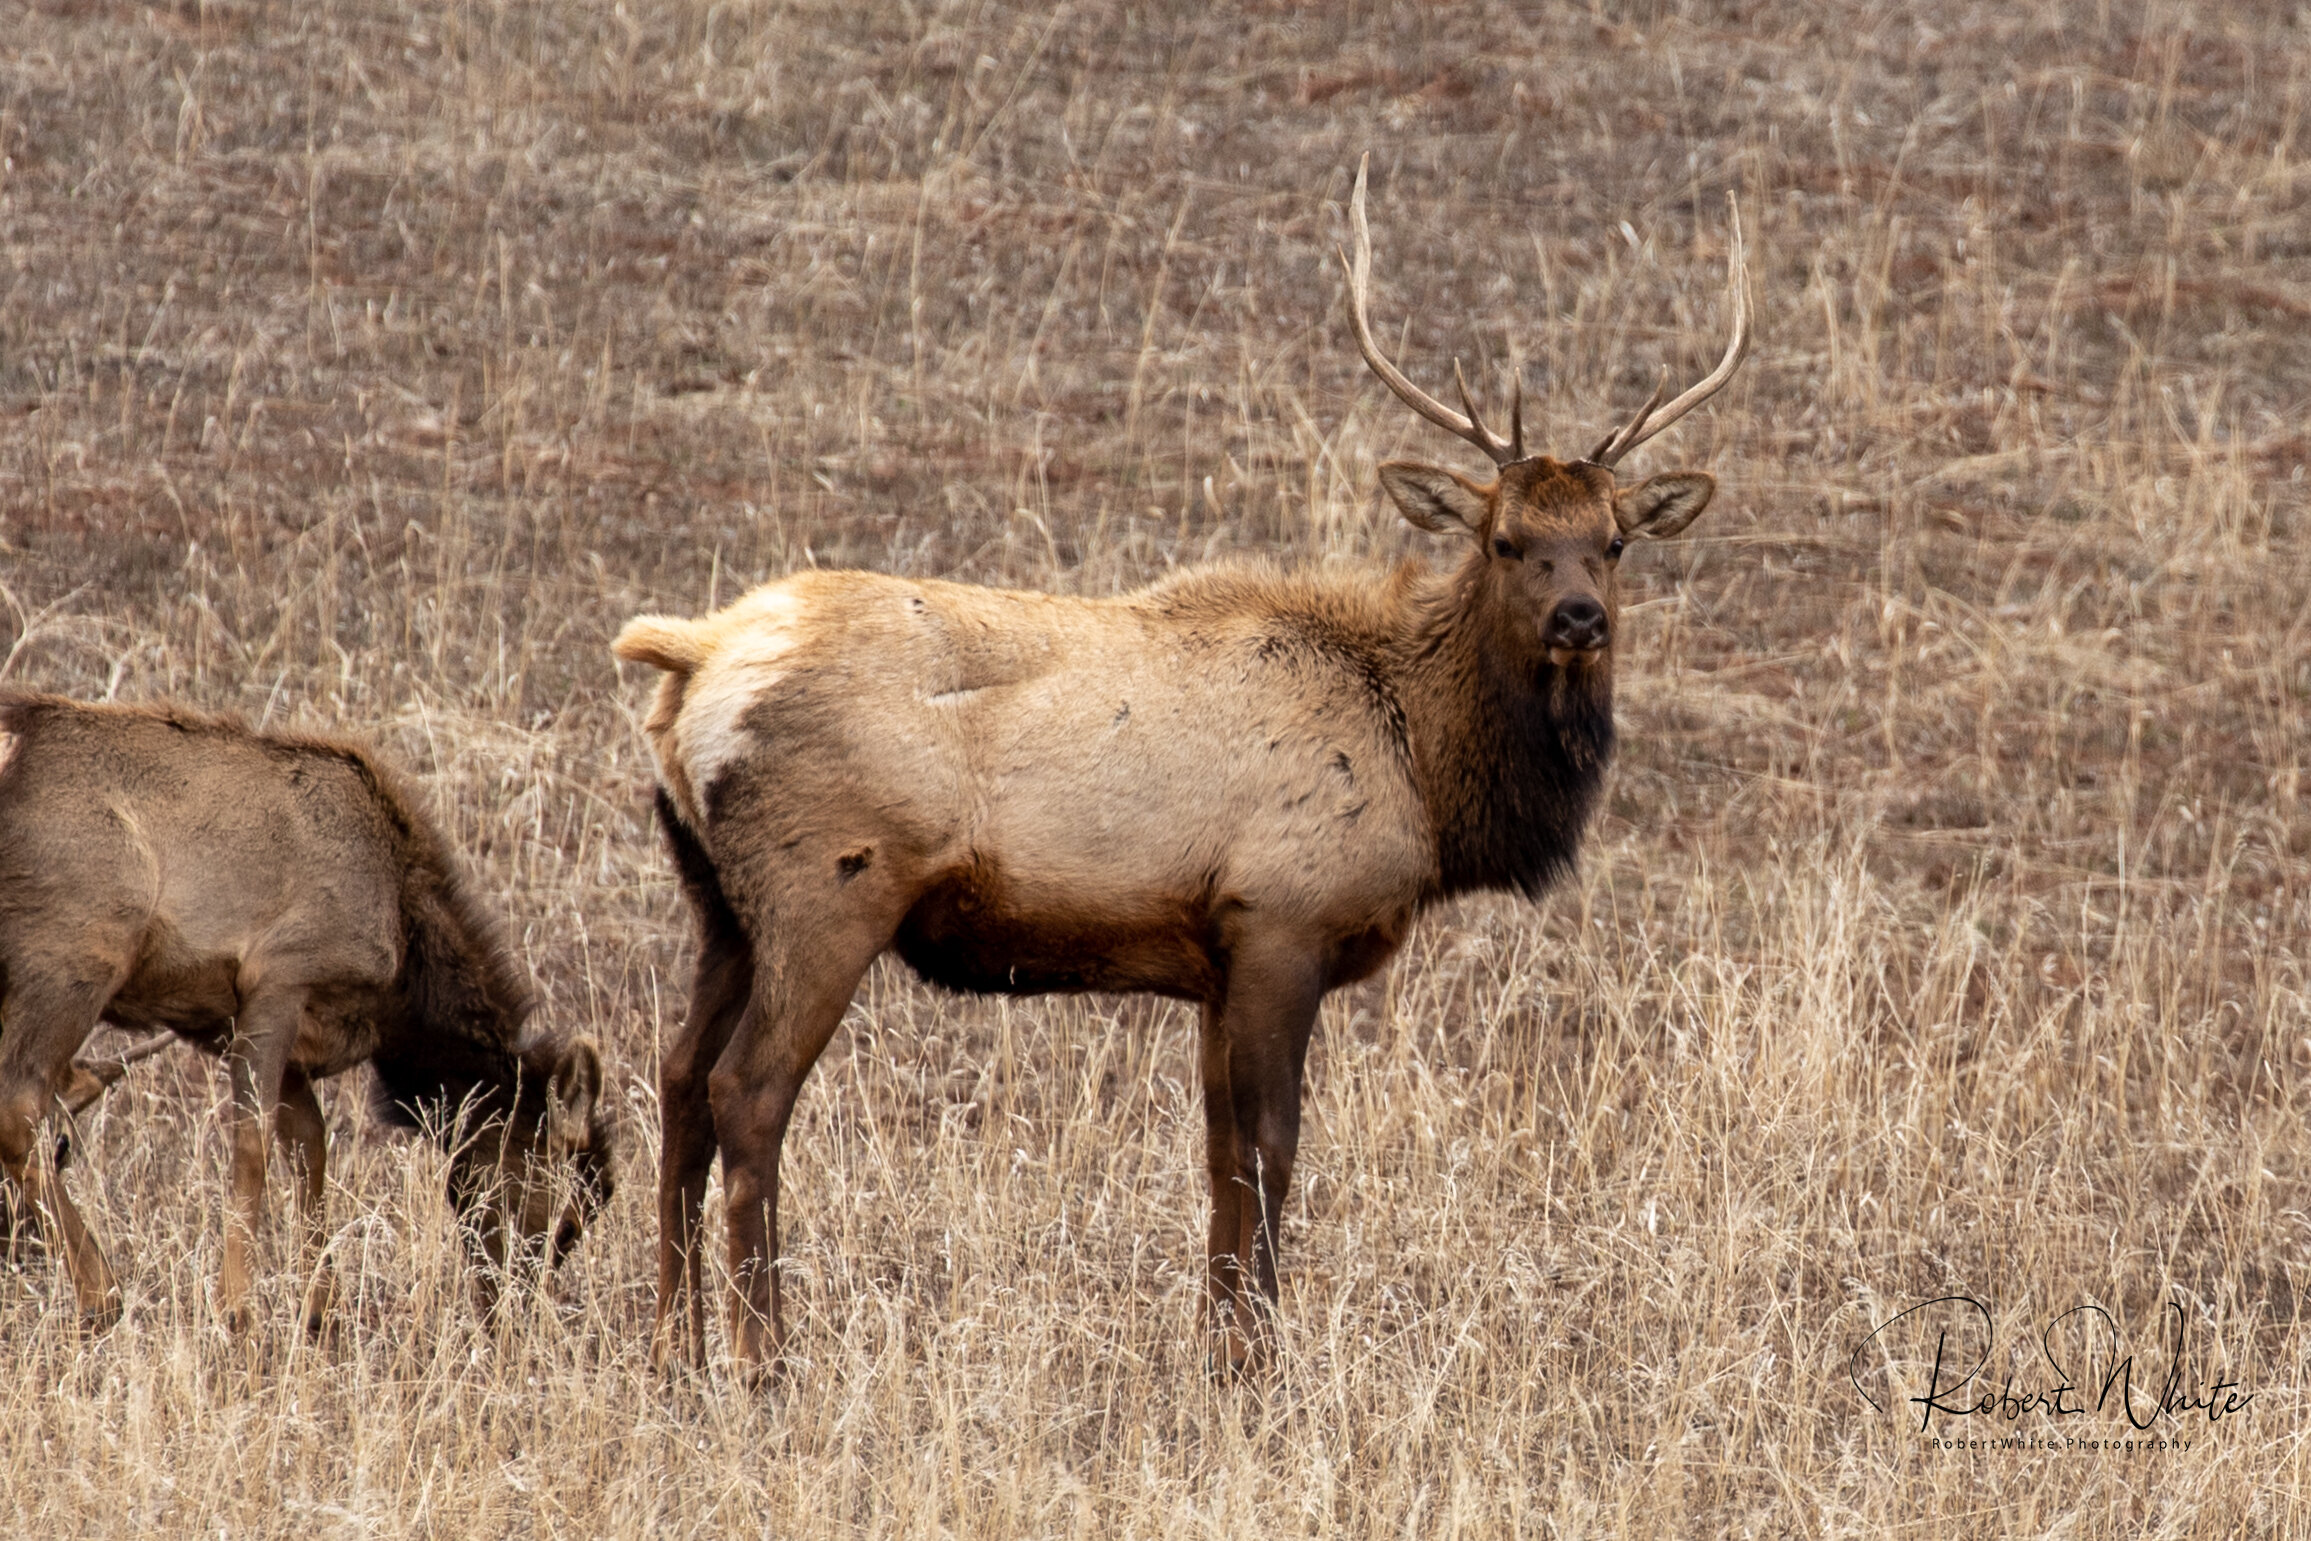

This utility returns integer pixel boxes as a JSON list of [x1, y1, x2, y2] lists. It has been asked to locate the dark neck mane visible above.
[[1390, 559, 1616, 901], [357, 762, 553, 1144]]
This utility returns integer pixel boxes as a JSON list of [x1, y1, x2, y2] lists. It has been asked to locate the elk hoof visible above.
[[299, 1276, 336, 1338], [649, 1323, 710, 1377], [1203, 1332, 1265, 1382], [68, 1253, 123, 1331], [735, 1351, 796, 1396], [730, 1322, 797, 1394]]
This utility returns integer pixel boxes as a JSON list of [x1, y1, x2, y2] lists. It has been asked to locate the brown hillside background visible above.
[[4, 0, 2308, 1532]]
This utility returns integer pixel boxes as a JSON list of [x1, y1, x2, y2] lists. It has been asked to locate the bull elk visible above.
[[615, 157, 1751, 1376], [0, 691, 617, 1331]]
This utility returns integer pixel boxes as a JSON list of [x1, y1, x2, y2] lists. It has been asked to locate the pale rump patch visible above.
[[665, 585, 809, 827], [641, 676, 696, 828]]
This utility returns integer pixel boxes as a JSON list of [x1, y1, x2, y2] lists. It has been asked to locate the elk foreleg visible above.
[[0, 975, 121, 1325], [653, 924, 753, 1371], [273, 1069, 331, 1334], [1208, 939, 1326, 1376], [218, 990, 299, 1334], [1196, 1001, 1251, 1365]]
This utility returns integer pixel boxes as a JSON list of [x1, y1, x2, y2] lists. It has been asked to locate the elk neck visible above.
[[367, 825, 555, 1146], [1388, 551, 1616, 902]]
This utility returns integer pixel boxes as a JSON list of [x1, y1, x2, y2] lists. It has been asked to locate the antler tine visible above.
[[1586, 368, 1667, 465], [1509, 372, 1525, 460], [1339, 154, 1516, 466], [1589, 193, 1754, 469], [1451, 360, 1505, 455]]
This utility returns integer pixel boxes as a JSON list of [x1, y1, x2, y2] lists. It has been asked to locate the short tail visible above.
[[611, 615, 712, 676]]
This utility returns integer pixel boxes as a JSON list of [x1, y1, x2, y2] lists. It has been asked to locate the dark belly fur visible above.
[[891, 877, 1221, 1001]]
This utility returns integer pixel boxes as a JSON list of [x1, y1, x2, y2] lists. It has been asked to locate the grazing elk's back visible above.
[[0, 691, 613, 1330], [619, 158, 1753, 1378]]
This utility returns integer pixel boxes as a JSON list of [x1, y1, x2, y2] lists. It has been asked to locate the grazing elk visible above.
[[615, 159, 1751, 1376], [0, 691, 616, 1330]]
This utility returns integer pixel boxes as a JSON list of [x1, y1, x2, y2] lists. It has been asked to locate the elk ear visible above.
[[548, 1039, 605, 1149], [59, 1061, 123, 1118], [1613, 471, 1715, 539], [1378, 461, 1491, 538]]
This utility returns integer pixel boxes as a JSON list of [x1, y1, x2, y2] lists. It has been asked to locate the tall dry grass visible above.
[[3, 0, 2307, 1532]]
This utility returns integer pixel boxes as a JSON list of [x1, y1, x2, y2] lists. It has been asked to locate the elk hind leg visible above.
[[0, 973, 122, 1325], [273, 1069, 331, 1334], [709, 896, 902, 1378], [654, 920, 753, 1370], [217, 989, 300, 1334]]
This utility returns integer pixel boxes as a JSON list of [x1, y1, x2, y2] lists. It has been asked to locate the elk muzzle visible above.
[[1543, 595, 1609, 654]]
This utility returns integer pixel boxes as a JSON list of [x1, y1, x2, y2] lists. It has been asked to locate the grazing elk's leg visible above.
[[272, 1069, 332, 1333], [1214, 937, 1327, 1374], [218, 989, 301, 1333], [0, 974, 123, 1324], [709, 894, 903, 1377], [1196, 1000, 1251, 1363], [653, 923, 753, 1370]]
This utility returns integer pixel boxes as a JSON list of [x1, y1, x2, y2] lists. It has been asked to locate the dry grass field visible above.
[[4, 0, 2309, 1532]]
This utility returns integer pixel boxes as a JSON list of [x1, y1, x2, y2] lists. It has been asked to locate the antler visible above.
[[1587, 194, 1752, 468], [1339, 154, 1524, 466]]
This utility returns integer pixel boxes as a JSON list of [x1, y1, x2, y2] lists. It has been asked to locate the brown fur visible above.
[[617, 440, 1720, 1377], [0, 691, 615, 1330]]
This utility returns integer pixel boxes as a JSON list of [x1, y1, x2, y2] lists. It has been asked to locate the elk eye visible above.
[[1607, 536, 1626, 559], [1491, 536, 1520, 560]]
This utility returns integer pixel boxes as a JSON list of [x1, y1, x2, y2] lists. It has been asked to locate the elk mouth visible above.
[[1546, 641, 1609, 669]]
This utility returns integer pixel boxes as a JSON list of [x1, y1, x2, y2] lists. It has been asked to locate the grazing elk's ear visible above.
[[1612, 471, 1716, 540], [1377, 461, 1492, 538], [548, 1039, 605, 1148]]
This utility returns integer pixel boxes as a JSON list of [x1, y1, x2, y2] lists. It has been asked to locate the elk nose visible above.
[[1544, 596, 1609, 651]]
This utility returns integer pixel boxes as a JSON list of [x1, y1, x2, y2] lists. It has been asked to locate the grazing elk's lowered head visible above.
[[1344, 155, 1748, 698], [391, 1023, 618, 1279]]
